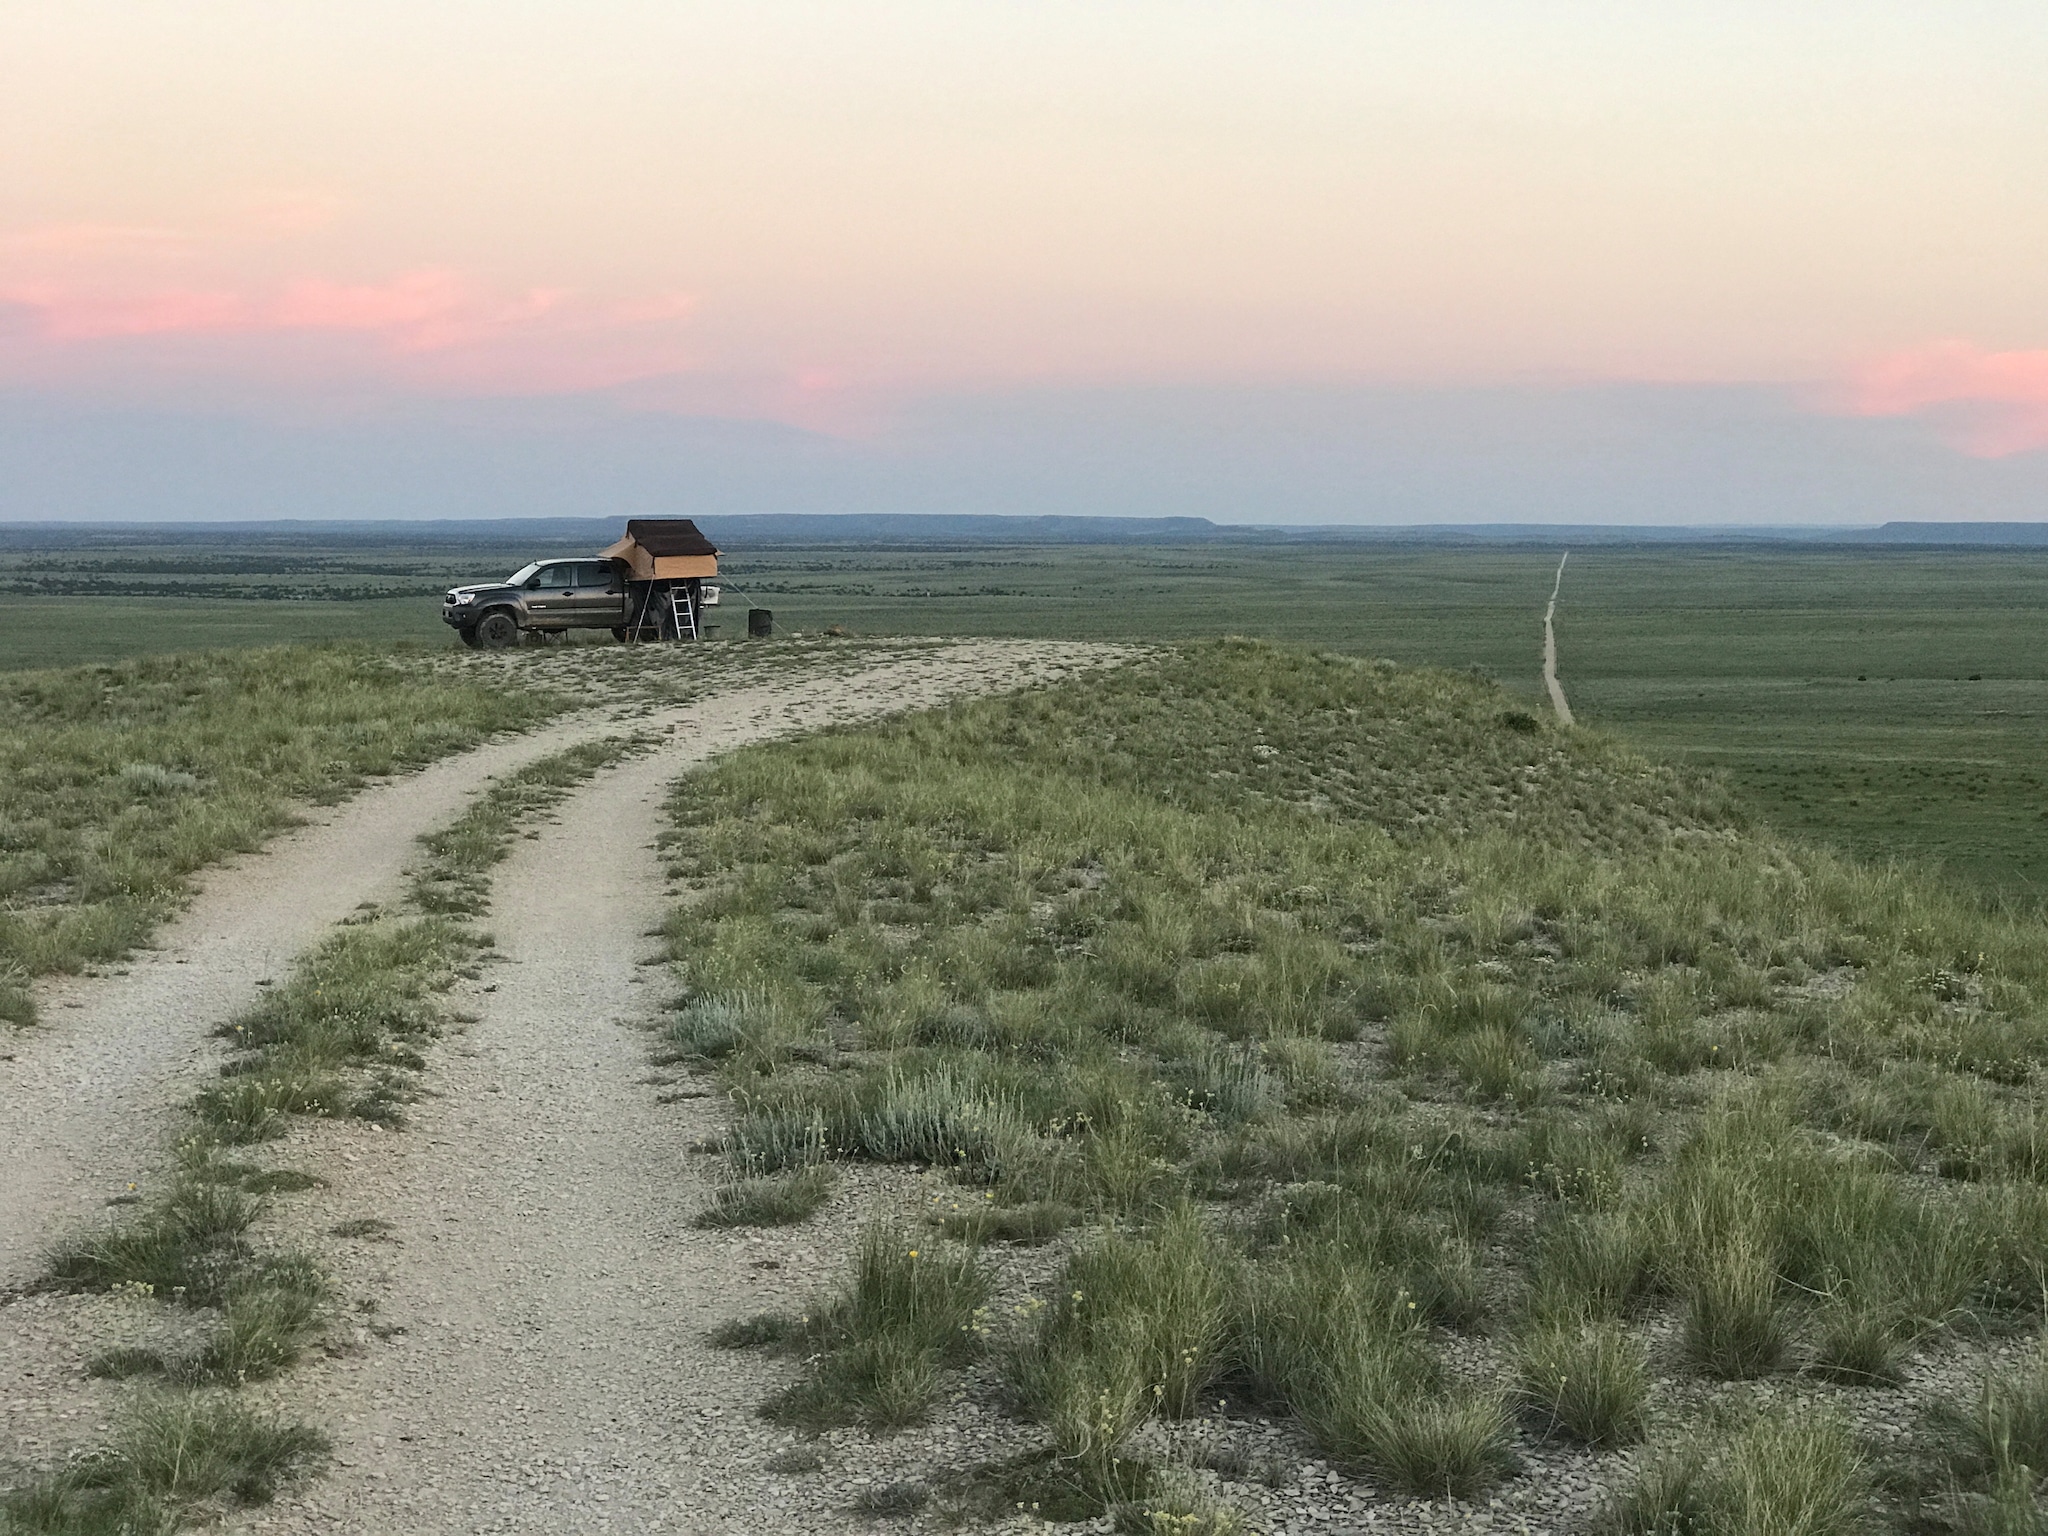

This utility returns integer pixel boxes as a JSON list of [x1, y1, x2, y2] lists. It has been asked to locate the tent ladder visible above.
[[666, 583, 699, 641]]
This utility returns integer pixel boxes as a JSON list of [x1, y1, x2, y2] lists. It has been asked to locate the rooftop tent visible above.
[[600, 519, 720, 581]]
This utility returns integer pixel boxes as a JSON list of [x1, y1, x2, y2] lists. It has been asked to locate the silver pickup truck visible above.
[[442, 559, 628, 647]]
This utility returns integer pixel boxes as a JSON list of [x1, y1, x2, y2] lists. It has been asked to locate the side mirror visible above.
[[525, 575, 542, 590]]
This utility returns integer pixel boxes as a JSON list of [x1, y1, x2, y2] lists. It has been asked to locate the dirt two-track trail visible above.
[[1543, 551, 1574, 727], [2, 642, 1108, 1533], [1, 696, 674, 1287]]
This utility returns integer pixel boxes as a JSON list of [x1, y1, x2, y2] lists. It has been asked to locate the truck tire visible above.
[[474, 610, 520, 649], [610, 626, 628, 642], [456, 625, 480, 648]]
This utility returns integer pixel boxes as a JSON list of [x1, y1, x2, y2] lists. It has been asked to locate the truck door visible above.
[[568, 561, 626, 626], [524, 562, 577, 626]]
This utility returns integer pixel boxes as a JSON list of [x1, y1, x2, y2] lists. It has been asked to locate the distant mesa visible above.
[[1844, 522, 2048, 546]]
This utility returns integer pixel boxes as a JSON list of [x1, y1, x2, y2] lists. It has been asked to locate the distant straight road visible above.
[[1543, 552, 1574, 726]]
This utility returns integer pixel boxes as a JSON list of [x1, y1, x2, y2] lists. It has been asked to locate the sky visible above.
[[3, 1, 2046, 524]]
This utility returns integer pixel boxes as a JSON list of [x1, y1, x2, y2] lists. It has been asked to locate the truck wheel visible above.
[[474, 611, 520, 649], [456, 625, 480, 648], [610, 626, 628, 643]]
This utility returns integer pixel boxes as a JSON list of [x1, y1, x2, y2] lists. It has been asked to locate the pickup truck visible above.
[[442, 559, 627, 647]]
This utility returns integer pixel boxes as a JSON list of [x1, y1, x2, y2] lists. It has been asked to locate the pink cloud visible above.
[[1, 283, 248, 340], [270, 270, 478, 348], [1845, 340, 2048, 457], [0, 187, 724, 399], [6, 269, 489, 347], [0, 270, 702, 393]]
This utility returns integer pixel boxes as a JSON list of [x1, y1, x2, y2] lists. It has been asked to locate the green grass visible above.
[[758, 1223, 991, 1432], [1113, 1467, 1250, 1535], [694, 1165, 836, 1228], [690, 539, 2048, 903], [0, 645, 559, 1023], [938, 1198, 1079, 1246], [47, 1159, 335, 1391], [0, 595, 450, 669], [1010, 1206, 1235, 1439], [1607, 1404, 1869, 1536], [47, 1177, 265, 1304], [656, 637, 2048, 1520], [727, 541, 2048, 903], [0, 623, 904, 1027], [86, 1273, 330, 1387], [0, 1393, 326, 1535], [1909, 1343, 2048, 1532], [1513, 1318, 1649, 1448], [198, 909, 484, 1140]]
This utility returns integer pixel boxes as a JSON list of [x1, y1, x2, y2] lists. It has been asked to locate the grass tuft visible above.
[[1513, 1317, 1649, 1447], [1681, 1228, 1786, 1380], [1010, 1203, 1237, 1445], [1303, 1372, 1513, 1499], [938, 1199, 1079, 1246], [708, 1312, 804, 1350], [1927, 1344, 2048, 1501], [764, 1224, 989, 1431], [1605, 1405, 1866, 1536], [0, 1393, 327, 1534], [694, 1165, 835, 1228], [48, 1180, 261, 1305], [1112, 1466, 1249, 1535]]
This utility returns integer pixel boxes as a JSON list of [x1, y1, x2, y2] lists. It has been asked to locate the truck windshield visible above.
[[504, 563, 542, 585]]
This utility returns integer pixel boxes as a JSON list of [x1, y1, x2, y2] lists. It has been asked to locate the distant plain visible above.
[[2, 529, 2043, 903]]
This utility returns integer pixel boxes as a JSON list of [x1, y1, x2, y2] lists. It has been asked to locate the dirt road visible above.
[[2, 641, 1108, 1519], [0, 643, 1101, 1291], [1543, 552, 1574, 726], [227, 642, 1105, 1533], [2, 708, 658, 1287]]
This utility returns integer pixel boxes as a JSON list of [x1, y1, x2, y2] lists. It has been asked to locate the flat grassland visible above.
[[4, 530, 2044, 901], [659, 642, 2048, 1531]]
